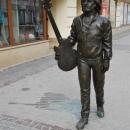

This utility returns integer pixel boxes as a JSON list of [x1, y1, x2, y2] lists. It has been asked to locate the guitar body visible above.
[[55, 45, 77, 71], [43, 0, 77, 71]]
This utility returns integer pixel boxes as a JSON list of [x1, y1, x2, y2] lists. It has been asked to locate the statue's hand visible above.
[[102, 60, 110, 73], [60, 39, 72, 48]]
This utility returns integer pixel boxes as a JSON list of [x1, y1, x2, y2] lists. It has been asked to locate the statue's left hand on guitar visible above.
[[54, 39, 72, 61]]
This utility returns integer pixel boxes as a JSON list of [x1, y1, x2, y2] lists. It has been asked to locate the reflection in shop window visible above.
[[12, 0, 43, 44], [0, 0, 9, 47]]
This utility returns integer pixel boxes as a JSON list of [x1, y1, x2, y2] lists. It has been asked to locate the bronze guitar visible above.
[[42, 0, 77, 71]]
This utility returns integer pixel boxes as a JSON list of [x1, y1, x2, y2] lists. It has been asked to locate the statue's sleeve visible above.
[[102, 19, 112, 60], [67, 18, 77, 47]]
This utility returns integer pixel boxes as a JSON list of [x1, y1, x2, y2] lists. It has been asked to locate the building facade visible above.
[[109, 0, 130, 27], [0, 0, 130, 69]]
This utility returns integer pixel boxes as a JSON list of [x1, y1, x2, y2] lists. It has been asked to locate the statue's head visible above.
[[81, 0, 102, 14]]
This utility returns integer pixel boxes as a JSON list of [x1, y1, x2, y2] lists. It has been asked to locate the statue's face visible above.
[[81, 0, 96, 13]]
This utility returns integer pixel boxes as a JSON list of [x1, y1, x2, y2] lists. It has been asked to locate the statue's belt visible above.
[[78, 54, 102, 61]]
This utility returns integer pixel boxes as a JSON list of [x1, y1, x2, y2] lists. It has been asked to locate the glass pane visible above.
[[128, 4, 130, 24], [0, 0, 9, 48], [12, 0, 43, 44]]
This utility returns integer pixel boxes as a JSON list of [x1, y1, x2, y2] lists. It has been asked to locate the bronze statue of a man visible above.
[[55, 0, 112, 129]]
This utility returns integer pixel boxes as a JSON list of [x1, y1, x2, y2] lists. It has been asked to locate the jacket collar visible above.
[[80, 13, 99, 29]]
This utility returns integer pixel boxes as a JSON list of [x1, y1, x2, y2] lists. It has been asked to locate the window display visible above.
[[12, 0, 43, 43], [19, 9, 25, 25], [0, 0, 9, 47]]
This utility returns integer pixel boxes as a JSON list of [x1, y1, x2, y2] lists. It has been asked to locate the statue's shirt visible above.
[[69, 14, 112, 59]]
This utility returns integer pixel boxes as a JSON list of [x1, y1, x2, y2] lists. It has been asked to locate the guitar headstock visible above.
[[42, 0, 52, 10]]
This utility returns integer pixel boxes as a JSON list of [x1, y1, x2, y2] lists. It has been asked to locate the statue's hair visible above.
[[94, 0, 102, 14], [81, 0, 102, 14]]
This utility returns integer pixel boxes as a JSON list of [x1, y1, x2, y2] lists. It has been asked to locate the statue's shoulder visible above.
[[73, 15, 81, 23], [98, 15, 111, 26], [98, 15, 111, 25], [71, 15, 82, 27]]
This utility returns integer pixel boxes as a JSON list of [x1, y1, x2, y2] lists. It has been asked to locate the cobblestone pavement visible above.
[[0, 29, 130, 130]]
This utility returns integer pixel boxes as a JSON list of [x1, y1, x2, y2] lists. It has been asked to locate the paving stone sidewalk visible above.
[[0, 27, 130, 130]]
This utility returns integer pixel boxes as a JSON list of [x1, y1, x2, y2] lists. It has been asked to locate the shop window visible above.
[[12, 0, 43, 44], [0, 0, 9, 48], [128, 4, 130, 24]]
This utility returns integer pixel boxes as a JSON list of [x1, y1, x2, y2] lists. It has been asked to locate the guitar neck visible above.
[[46, 9, 63, 45]]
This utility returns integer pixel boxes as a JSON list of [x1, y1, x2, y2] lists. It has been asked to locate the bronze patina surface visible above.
[[43, 0, 112, 129]]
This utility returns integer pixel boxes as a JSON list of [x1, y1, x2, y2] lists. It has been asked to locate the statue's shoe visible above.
[[97, 107, 104, 118], [76, 117, 88, 130]]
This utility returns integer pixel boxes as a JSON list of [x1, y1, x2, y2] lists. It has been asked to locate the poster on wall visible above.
[[101, 0, 109, 17]]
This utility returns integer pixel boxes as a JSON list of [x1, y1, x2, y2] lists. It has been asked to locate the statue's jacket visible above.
[[68, 13, 112, 60]]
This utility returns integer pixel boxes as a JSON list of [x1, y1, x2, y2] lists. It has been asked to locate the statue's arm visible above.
[[67, 18, 77, 47], [102, 19, 112, 60]]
